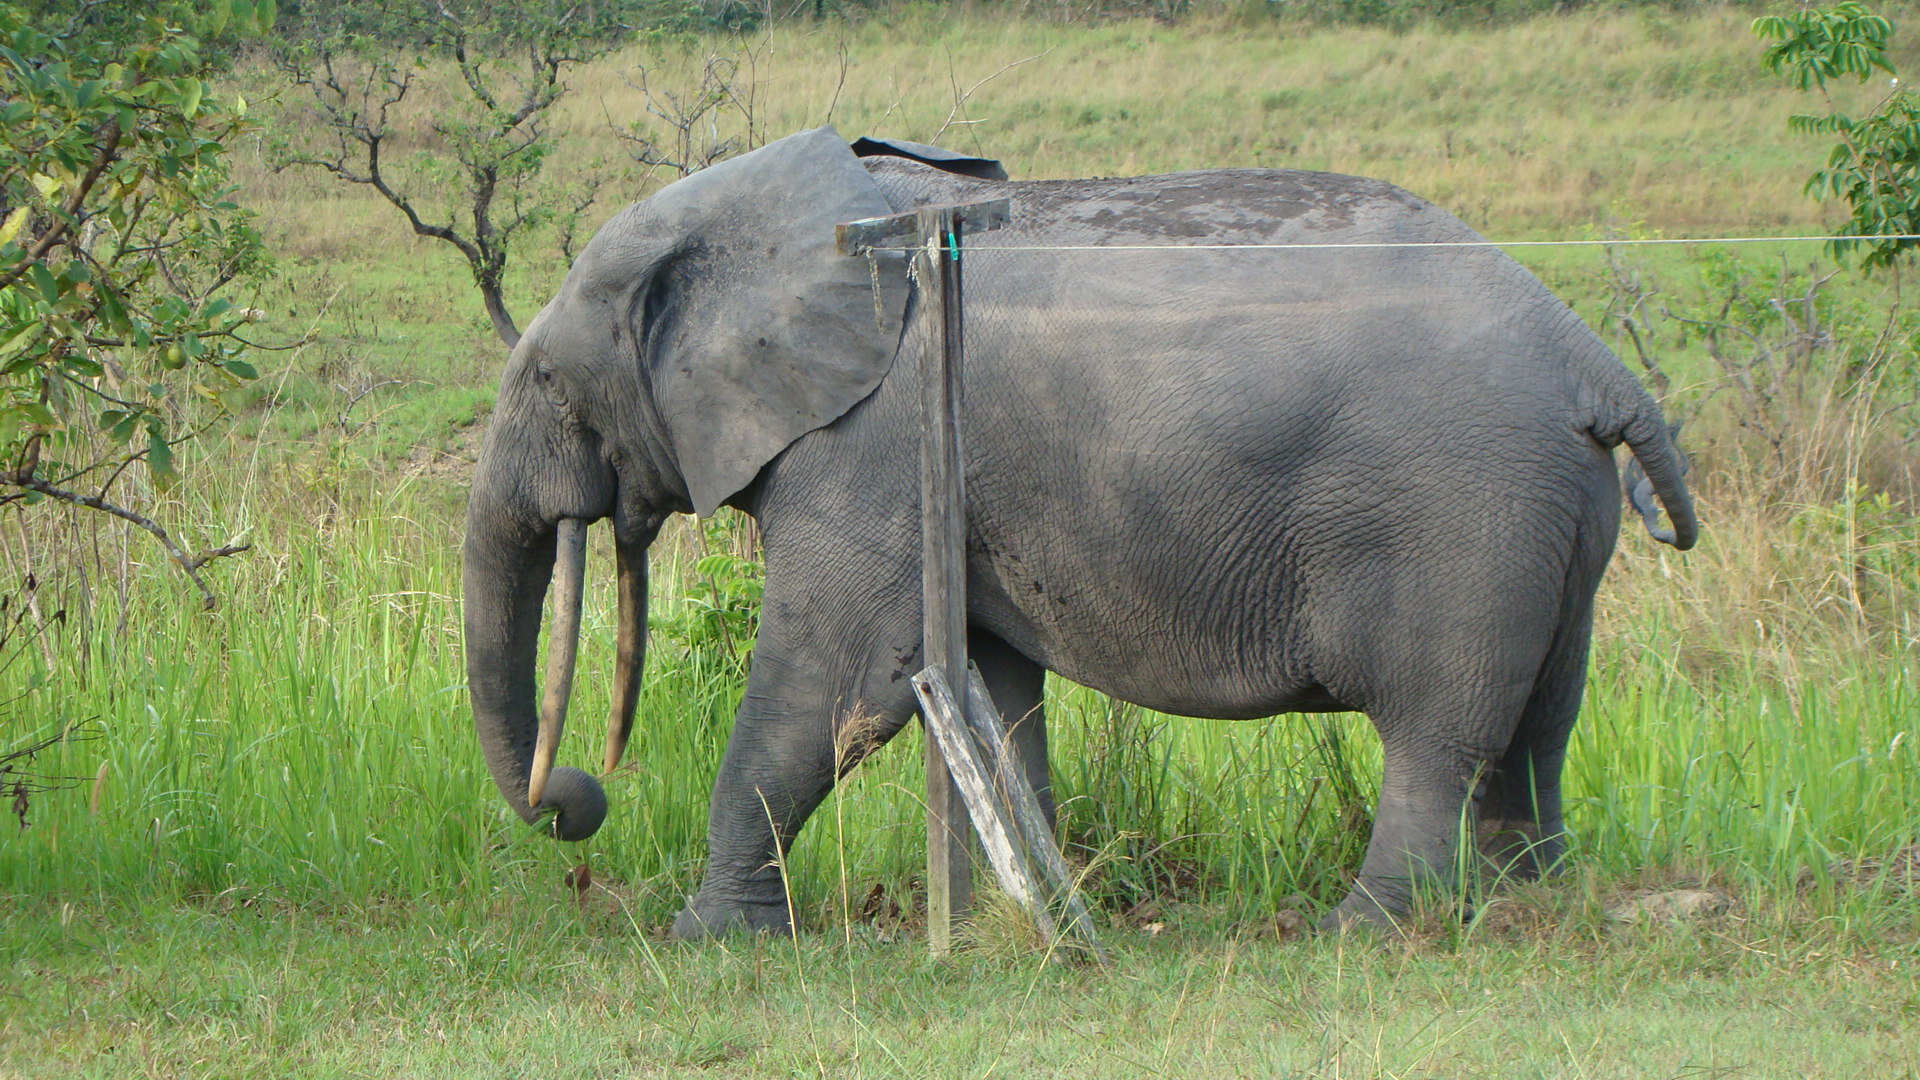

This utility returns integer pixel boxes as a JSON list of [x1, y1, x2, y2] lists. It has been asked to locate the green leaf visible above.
[[30, 262, 60, 303], [0, 321, 42, 355], [96, 285, 129, 331], [19, 401, 57, 428], [146, 432, 176, 487], [181, 77, 202, 119], [63, 353, 103, 377], [222, 358, 258, 380]]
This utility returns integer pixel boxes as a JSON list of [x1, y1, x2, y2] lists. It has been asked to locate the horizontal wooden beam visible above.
[[836, 198, 1012, 256]]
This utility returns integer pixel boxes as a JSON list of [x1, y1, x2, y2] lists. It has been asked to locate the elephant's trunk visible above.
[[464, 500, 607, 843]]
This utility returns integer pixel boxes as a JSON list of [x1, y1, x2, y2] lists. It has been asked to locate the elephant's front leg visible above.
[[671, 573, 922, 940]]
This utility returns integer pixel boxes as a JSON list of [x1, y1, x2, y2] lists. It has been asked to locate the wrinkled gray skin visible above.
[[463, 127, 1698, 937]]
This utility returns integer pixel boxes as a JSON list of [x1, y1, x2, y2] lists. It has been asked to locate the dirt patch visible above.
[[1824, 845, 1920, 897], [403, 419, 483, 482], [1604, 887, 1737, 925]]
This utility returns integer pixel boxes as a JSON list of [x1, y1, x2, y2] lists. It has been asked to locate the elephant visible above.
[[462, 126, 1697, 936]]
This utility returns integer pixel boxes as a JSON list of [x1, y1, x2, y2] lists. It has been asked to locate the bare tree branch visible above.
[[930, 48, 1053, 148], [609, 44, 766, 181], [274, 13, 608, 349], [0, 473, 250, 611]]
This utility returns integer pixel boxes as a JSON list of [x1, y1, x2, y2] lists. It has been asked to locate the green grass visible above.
[[4, 895, 1917, 1078], [7, 479, 1913, 921], [3, 390, 1913, 967], [5, 5, 1920, 1075]]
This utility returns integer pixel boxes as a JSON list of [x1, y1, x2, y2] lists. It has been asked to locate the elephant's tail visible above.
[[1619, 417, 1697, 550], [1591, 373, 1698, 550]]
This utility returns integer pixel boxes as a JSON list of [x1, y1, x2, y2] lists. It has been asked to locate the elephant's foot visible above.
[[1475, 817, 1566, 884], [670, 894, 794, 940], [1318, 881, 1416, 936]]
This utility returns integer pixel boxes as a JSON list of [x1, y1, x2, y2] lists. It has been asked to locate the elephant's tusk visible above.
[[604, 535, 645, 775], [529, 518, 588, 811]]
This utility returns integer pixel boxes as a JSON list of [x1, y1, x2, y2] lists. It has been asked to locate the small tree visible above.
[[0, 0, 274, 609], [272, 1, 614, 347], [1756, 2, 1920, 272]]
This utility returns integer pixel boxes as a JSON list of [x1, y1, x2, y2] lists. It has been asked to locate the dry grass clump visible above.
[[1824, 843, 1920, 897], [1597, 357, 1919, 692]]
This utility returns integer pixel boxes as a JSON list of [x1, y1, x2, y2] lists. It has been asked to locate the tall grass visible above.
[[4, 7, 1918, 927], [7, 352, 1913, 927]]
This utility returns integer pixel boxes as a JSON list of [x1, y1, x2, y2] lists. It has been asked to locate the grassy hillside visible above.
[[3, 7, 1918, 1075]]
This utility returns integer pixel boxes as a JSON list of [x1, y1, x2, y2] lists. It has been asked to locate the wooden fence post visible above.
[[835, 198, 1105, 961], [916, 203, 972, 954]]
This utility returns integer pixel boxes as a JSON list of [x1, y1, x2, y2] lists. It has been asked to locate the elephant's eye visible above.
[[533, 363, 566, 409]]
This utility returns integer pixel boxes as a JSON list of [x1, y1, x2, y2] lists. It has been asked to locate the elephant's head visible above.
[[462, 127, 912, 840]]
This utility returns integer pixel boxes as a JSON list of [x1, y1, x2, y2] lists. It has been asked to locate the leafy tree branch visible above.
[[0, 0, 279, 610], [1756, 3, 1920, 271]]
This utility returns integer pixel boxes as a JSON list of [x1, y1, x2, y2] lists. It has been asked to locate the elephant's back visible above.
[[866, 157, 1469, 246], [867, 157, 1591, 378]]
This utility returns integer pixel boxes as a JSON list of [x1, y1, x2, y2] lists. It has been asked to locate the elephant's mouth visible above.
[[525, 517, 648, 817]]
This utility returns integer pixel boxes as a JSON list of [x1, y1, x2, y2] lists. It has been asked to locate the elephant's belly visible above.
[[968, 530, 1341, 720]]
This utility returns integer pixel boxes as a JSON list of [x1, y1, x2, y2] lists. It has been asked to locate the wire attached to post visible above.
[[878, 232, 1920, 254]]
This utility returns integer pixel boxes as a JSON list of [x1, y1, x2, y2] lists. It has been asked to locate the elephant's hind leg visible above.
[[1476, 595, 1597, 884], [1327, 691, 1529, 932], [1322, 614, 1551, 931]]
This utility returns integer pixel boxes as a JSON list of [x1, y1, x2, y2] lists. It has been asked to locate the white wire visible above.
[[869, 233, 1920, 253]]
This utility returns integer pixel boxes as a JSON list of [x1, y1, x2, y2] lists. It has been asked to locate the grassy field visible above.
[[4, 6, 1920, 1077], [8, 900, 1918, 1078]]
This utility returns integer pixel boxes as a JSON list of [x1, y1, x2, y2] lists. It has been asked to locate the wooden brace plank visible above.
[[912, 665, 1058, 943], [962, 666, 1108, 962]]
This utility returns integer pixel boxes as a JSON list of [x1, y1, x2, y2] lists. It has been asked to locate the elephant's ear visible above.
[[851, 135, 1009, 181], [638, 127, 911, 516]]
